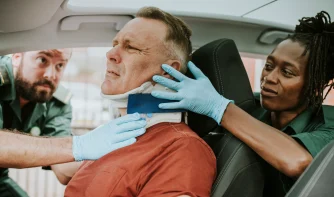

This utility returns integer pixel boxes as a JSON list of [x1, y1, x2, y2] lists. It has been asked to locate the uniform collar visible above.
[[24, 102, 47, 131], [256, 106, 313, 134], [286, 109, 313, 134], [0, 56, 16, 101], [7, 93, 47, 129]]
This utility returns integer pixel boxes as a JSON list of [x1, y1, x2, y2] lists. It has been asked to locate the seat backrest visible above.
[[286, 140, 334, 197], [187, 39, 264, 197]]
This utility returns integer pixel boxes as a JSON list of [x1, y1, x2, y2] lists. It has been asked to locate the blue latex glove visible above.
[[151, 61, 233, 124], [72, 113, 146, 161]]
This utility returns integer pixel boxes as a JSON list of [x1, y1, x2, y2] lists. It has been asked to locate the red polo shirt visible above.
[[65, 122, 216, 197]]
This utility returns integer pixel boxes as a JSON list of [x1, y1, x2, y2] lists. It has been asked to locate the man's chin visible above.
[[101, 81, 120, 95], [101, 89, 123, 95], [33, 90, 54, 103]]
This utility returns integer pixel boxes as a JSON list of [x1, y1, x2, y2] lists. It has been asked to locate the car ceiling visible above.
[[0, 0, 332, 56]]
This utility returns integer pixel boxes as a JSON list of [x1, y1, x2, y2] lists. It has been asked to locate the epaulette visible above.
[[0, 56, 11, 86], [53, 84, 72, 105]]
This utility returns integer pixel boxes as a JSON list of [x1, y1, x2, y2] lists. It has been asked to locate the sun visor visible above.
[[0, 0, 63, 33], [60, 16, 132, 31]]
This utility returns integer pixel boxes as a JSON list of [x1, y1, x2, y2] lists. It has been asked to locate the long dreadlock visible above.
[[287, 11, 334, 111]]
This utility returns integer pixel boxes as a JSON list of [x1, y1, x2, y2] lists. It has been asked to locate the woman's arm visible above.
[[152, 62, 312, 177], [221, 104, 312, 177]]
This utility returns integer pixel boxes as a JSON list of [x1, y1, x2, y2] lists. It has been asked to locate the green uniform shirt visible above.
[[0, 56, 73, 176], [251, 93, 334, 196]]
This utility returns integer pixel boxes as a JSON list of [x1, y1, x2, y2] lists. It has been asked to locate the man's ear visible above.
[[161, 60, 182, 79], [12, 53, 23, 68]]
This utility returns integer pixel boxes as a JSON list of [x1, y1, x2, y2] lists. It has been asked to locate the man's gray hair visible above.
[[136, 7, 192, 73]]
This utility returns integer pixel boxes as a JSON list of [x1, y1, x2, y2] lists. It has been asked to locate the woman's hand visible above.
[[151, 61, 233, 124]]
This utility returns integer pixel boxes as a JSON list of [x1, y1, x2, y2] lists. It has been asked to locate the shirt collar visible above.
[[287, 109, 313, 134], [24, 102, 47, 131], [256, 107, 313, 134], [285, 108, 313, 134], [7, 93, 47, 128]]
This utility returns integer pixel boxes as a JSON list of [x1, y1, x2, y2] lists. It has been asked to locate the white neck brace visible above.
[[101, 82, 182, 128]]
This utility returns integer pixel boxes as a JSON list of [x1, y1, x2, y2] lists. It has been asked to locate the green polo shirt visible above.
[[251, 93, 334, 196], [0, 56, 73, 176]]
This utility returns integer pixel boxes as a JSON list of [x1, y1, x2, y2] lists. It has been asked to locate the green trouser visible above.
[[0, 176, 29, 197]]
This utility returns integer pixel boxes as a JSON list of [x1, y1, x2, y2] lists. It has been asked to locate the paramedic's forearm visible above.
[[220, 104, 312, 177], [0, 130, 74, 168]]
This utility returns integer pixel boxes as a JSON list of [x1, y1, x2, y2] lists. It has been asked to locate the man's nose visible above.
[[44, 66, 56, 80], [106, 47, 121, 64]]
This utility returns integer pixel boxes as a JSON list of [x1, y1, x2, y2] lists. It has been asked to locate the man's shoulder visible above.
[[150, 122, 202, 139], [52, 84, 72, 105], [0, 56, 14, 88], [45, 85, 73, 117], [168, 122, 199, 137], [150, 122, 215, 156], [165, 123, 216, 166], [0, 56, 12, 65]]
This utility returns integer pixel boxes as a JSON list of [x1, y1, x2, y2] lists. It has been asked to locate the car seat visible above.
[[187, 38, 265, 197]]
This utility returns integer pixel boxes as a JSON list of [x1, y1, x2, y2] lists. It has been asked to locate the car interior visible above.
[[286, 140, 334, 197], [1, 0, 334, 196], [189, 38, 264, 197]]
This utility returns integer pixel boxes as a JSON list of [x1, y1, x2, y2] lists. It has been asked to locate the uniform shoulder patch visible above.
[[53, 85, 72, 104]]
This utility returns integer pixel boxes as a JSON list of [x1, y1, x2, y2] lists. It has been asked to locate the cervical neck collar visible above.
[[101, 82, 183, 128], [101, 82, 153, 108]]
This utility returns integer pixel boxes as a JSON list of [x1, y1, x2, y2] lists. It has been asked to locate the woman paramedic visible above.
[[152, 11, 334, 196]]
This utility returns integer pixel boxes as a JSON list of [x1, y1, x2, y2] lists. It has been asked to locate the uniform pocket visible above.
[[85, 167, 127, 197]]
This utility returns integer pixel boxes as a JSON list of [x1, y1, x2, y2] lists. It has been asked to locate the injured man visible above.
[[65, 7, 216, 197]]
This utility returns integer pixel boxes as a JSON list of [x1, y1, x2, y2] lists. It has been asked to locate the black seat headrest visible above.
[[187, 39, 255, 136]]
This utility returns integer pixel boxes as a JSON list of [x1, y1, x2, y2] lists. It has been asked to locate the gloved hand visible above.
[[151, 61, 233, 124], [72, 113, 146, 161]]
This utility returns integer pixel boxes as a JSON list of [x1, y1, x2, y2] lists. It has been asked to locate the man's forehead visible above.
[[114, 32, 161, 44], [36, 49, 72, 60], [114, 18, 167, 45]]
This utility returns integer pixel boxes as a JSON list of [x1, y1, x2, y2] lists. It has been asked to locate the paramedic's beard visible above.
[[15, 70, 56, 103]]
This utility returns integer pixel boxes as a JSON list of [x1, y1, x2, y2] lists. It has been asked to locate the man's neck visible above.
[[117, 107, 182, 128], [19, 97, 30, 108]]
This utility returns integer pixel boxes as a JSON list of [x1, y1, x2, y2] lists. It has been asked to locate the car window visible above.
[[60, 47, 113, 134]]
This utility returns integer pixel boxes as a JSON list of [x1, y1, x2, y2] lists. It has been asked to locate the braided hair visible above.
[[287, 11, 334, 111]]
